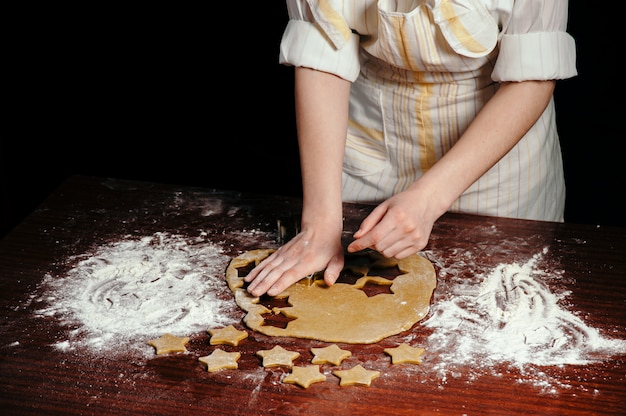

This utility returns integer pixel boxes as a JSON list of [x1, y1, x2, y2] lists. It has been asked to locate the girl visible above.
[[246, 0, 577, 297]]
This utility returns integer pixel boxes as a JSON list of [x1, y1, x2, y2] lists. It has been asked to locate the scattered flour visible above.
[[422, 248, 626, 391], [34, 232, 243, 355], [30, 233, 625, 392]]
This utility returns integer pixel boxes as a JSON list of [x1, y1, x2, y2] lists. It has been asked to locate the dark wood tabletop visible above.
[[1, 175, 624, 416]]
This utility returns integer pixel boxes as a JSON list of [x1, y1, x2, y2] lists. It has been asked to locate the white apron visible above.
[[280, 0, 577, 221]]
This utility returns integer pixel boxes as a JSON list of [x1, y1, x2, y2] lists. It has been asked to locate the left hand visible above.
[[347, 189, 439, 258]]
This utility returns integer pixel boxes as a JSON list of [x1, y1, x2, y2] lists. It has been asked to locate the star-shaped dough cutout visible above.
[[256, 345, 301, 367], [333, 364, 380, 387], [146, 333, 190, 355], [208, 325, 248, 346], [384, 343, 426, 365], [199, 349, 241, 372], [282, 365, 326, 388], [310, 344, 352, 366]]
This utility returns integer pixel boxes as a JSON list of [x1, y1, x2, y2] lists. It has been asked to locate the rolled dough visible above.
[[225, 249, 437, 344]]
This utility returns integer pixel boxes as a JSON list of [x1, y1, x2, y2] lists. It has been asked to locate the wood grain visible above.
[[1, 175, 624, 415]]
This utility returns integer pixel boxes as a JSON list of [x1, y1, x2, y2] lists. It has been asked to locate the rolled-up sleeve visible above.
[[279, 0, 361, 82], [492, 0, 577, 81]]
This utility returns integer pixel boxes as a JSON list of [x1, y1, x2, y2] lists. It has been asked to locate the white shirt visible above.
[[279, 0, 577, 221]]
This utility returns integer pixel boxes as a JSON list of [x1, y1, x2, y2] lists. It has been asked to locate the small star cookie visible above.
[[199, 349, 241, 372], [208, 325, 248, 346], [282, 365, 326, 388], [256, 345, 300, 367], [333, 364, 380, 387], [310, 344, 352, 366], [384, 343, 426, 365], [146, 333, 190, 355]]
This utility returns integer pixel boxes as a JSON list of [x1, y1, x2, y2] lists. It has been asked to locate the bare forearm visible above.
[[242, 67, 352, 297], [295, 67, 351, 226], [410, 80, 556, 215]]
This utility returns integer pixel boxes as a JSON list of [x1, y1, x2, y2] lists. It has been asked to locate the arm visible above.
[[297, 67, 348, 237], [245, 67, 351, 296], [347, 80, 556, 258]]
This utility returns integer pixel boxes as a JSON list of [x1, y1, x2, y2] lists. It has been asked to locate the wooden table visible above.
[[1, 175, 624, 415]]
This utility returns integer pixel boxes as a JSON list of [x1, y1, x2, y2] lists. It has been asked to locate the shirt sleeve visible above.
[[279, 0, 361, 82], [492, 0, 577, 81]]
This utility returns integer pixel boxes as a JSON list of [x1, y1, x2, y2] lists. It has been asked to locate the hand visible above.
[[347, 189, 439, 258], [244, 226, 345, 297]]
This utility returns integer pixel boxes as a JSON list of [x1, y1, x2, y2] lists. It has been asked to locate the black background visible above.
[[1, 2, 623, 239]]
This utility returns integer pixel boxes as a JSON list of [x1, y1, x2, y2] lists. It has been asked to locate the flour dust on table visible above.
[[420, 247, 626, 393], [24, 229, 626, 393], [32, 232, 252, 356]]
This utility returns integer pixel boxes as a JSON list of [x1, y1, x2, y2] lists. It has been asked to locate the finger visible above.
[[243, 252, 278, 282], [377, 232, 427, 258], [248, 258, 324, 297], [353, 204, 387, 238], [243, 263, 264, 283], [245, 255, 291, 294], [394, 234, 429, 258], [393, 245, 421, 259], [247, 264, 288, 297], [377, 240, 411, 259], [348, 223, 394, 253], [266, 268, 306, 297], [347, 234, 377, 253], [323, 255, 344, 286]]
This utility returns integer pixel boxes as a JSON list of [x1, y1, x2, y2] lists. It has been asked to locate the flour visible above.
[[421, 248, 626, 391], [34, 232, 244, 355], [31, 233, 625, 392]]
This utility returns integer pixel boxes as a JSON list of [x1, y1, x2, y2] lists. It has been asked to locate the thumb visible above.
[[323, 256, 344, 286]]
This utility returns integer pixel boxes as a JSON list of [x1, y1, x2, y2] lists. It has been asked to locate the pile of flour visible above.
[[34, 232, 244, 355], [421, 249, 626, 391]]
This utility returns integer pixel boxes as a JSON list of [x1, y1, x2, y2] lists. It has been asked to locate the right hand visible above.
[[244, 225, 345, 297]]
